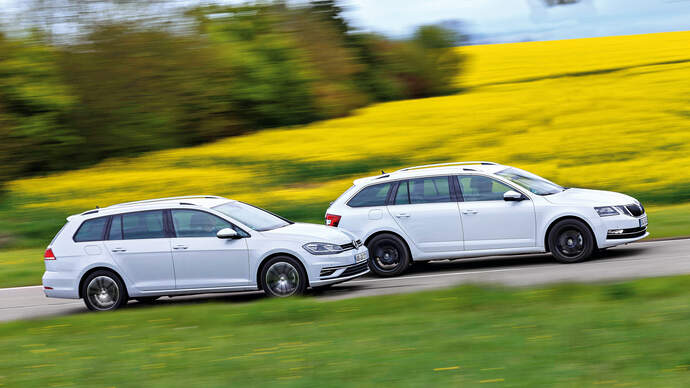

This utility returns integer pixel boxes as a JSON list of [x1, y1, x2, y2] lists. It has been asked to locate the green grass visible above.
[[1, 276, 690, 387], [0, 203, 687, 289]]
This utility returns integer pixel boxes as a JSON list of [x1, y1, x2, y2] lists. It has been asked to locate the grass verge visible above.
[[1, 276, 690, 387]]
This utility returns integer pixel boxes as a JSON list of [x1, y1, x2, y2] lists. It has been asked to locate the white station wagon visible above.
[[43, 196, 369, 311], [326, 162, 648, 276]]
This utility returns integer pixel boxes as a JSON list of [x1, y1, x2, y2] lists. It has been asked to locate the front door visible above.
[[455, 175, 536, 250], [387, 176, 464, 253], [169, 209, 250, 289]]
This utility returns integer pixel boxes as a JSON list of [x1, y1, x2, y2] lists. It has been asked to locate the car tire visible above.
[[367, 234, 410, 277], [548, 219, 595, 263], [134, 297, 160, 304], [81, 270, 128, 311], [260, 256, 308, 297]]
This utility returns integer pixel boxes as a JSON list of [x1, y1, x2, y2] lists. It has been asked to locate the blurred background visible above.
[[1, 1, 690, 387]]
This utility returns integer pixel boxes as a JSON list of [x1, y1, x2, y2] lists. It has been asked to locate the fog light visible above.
[[608, 229, 624, 234], [320, 268, 337, 277]]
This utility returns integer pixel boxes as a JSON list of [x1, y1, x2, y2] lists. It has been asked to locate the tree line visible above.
[[0, 1, 463, 182]]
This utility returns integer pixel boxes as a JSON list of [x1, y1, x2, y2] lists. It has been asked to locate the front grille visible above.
[[339, 261, 369, 278], [340, 239, 362, 251], [607, 226, 647, 239], [625, 204, 644, 217]]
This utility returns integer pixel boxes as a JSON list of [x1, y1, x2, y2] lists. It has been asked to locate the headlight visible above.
[[595, 206, 619, 217], [302, 242, 344, 255]]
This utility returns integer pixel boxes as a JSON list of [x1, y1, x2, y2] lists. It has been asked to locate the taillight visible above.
[[44, 248, 56, 260], [325, 213, 341, 227]]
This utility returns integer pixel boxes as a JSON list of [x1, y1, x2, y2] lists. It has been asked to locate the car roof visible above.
[[70, 195, 234, 220], [353, 162, 507, 187]]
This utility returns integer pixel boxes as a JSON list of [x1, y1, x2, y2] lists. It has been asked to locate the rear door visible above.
[[169, 209, 250, 289], [455, 175, 536, 250], [387, 176, 464, 253], [104, 210, 175, 291]]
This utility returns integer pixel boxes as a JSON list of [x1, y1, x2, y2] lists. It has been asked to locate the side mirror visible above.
[[217, 228, 240, 239], [504, 190, 524, 201]]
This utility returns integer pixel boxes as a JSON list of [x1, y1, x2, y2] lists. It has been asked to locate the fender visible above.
[[254, 248, 310, 284], [540, 211, 600, 249]]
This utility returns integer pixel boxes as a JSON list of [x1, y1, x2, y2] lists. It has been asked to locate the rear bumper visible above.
[[42, 271, 79, 299]]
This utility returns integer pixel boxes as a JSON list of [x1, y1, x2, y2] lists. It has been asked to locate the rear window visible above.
[[347, 183, 392, 207], [74, 217, 108, 242]]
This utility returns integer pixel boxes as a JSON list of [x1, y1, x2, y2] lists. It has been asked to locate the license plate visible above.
[[355, 251, 368, 263], [639, 215, 648, 227]]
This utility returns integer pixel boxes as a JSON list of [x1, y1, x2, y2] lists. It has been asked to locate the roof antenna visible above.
[[96, 206, 99, 209], [381, 170, 386, 174]]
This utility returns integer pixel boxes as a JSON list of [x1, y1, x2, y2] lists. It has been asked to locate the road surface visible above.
[[1, 239, 689, 323]]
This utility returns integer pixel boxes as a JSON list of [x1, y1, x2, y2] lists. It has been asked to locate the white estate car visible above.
[[325, 162, 648, 276], [43, 196, 369, 311]]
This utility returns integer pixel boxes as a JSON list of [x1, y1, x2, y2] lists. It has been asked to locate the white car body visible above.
[[326, 162, 648, 267], [43, 196, 369, 303]]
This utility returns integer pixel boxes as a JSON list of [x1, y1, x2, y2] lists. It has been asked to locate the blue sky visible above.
[[342, 0, 690, 43]]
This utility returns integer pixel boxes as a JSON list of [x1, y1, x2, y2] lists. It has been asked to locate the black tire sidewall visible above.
[[260, 256, 308, 297], [81, 270, 127, 311], [367, 234, 410, 277], [549, 219, 595, 263]]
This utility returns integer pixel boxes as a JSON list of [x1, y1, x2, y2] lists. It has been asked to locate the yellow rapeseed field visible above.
[[7, 32, 690, 218]]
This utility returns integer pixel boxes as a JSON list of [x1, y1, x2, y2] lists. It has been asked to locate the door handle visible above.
[[173, 245, 188, 250], [395, 212, 411, 218], [111, 248, 126, 253], [462, 210, 478, 215]]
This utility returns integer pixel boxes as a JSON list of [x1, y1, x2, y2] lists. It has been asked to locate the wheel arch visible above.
[[78, 266, 128, 299], [364, 230, 413, 260], [256, 252, 308, 291], [543, 215, 598, 253]]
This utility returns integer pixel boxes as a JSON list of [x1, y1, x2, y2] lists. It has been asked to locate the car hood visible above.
[[261, 222, 354, 244], [544, 188, 637, 206]]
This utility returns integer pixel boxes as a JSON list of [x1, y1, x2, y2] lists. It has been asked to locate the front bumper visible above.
[[597, 213, 648, 248], [309, 246, 369, 287]]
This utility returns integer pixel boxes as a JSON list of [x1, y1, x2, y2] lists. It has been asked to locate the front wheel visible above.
[[367, 234, 410, 277], [548, 219, 595, 263], [260, 256, 308, 297], [81, 270, 128, 311]]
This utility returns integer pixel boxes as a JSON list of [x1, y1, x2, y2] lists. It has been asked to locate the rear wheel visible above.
[[260, 256, 308, 297], [548, 219, 595, 263], [367, 234, 410, 277], [81, 270, 127, 311]]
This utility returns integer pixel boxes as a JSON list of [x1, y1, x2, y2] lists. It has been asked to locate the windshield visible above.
[[212, 201, 291, 231], [496, 167, 564, 195]]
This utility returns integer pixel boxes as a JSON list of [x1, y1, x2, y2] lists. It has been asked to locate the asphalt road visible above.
[[1, 239, 689, 323]]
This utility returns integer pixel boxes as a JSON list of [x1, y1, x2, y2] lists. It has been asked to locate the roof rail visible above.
[[106, 195, 225, 209], [396, 161, 498, 172]]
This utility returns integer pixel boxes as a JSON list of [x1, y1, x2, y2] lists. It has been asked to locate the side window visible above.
[[74, 217, 108, 242], [171, 210, 233, 238], [409, 176, 451, 204], [347, 183, 392, 207], [108, 215, 123, 240], [122, 210, 166, 240], [394, 181, 410, 205], [457, 175, 514, 202]]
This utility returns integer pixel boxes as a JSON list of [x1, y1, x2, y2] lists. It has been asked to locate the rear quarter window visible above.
[[73, 217, 108, 242], [347, 183, 392, 207]]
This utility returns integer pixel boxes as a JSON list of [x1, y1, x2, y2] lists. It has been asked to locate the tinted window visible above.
[[172, 210, 233, 238], [122, 210, 166, 239], [409, 177, 451, 204], [347, 183, 392, 207], [108, 215, 122, 240], [394, 181, 410, 205], [457, 175, 514, 202], [74, 217, 108, 242]]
